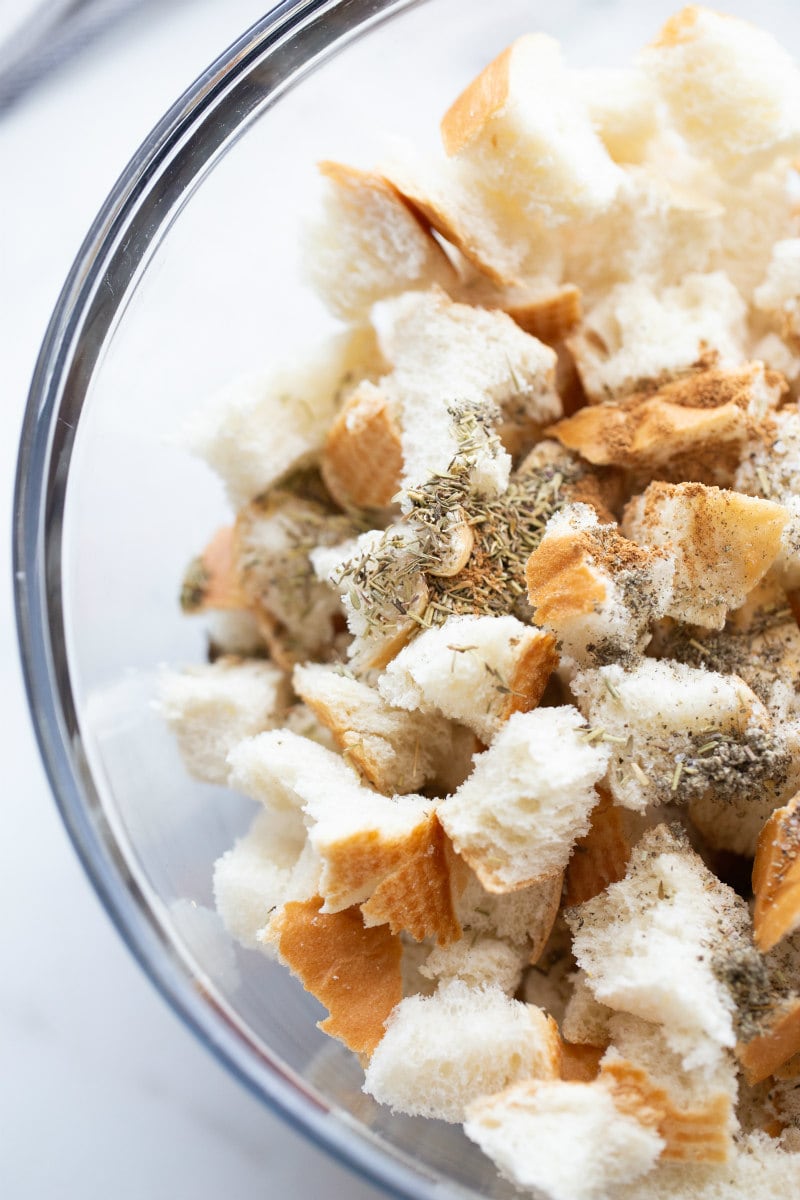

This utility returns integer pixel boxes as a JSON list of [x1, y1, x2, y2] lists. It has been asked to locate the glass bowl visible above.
[[13, 0, 800, 1196]]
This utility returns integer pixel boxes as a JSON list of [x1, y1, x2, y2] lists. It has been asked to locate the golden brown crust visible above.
[[384, 170, 517, 287], [181, 526, 245, 613], [440, 42, 514, 156], [319, 808, 436, 911], [499, 631, 559, 725], [565, 790, 632, 907], [547, 366, 781, 476], [360, 814, 462, 944], [321, 385, 403, 510], [503, 285, 583, 346], [559, 1041, 604, 1082], [601, 1059, 733, 1163], [736, 998, 800, 1084], [525, 535, 609, 623], [268, 897, 402, 1055], [753, 792, 800, 953]]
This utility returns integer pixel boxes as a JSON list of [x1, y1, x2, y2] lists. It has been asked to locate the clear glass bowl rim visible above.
[[11, 2, 457, 1197]]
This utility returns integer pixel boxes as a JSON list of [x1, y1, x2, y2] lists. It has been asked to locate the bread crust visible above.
[[441, 42, 514, 157], [753, 791, 800, 953], [601, 1058, 733, 1163], [565, 790, 632, 907], [321, 384, 403, 510], [267, 897, 402, 1055], [737, 998, 800, 1084], [360, 814, 462, 944]]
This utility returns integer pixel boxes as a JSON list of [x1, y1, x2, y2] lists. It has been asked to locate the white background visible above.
[[1, 2, 382, 1196]]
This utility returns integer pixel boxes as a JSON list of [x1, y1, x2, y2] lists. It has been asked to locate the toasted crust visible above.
[[361, 815, 462, 944], [560, 1040, 604, 1082], [503, 285, 583, 345], [753, 792, 800, 953], [384, 170, 516, 286], [737, 998, 800, 1084], [441, 42, 514, 156], [499, 630, 559, 724], [181, 525, 245, 613], [525, 525, 654, 626], [601, 1058, 733, 1163], [267, 897, 402, 1055], [319, 806, 438, 912], [547, 366, 779, 475], [321, 384, 403, 510], [525, 535, 608, 623], [565, 790, 632, 907], [318, 159, 455, 275]]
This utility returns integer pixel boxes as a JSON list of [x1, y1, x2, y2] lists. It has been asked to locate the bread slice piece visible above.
[[441, 35, 624, 224], [157, 657, 290, 786], [464, 1078, 663, 1200], [562, 971, 615, 1048], [319, 381, 403, 511], [567, 273, 747, 402], [566, 824, 751, 1070], [622, 482, 788, 630], [363, 979, 560, 1122], [213, 807, 312, 950], [600, 1013, 738, 1163], [453, 280, 582, 347], [265, 897, 402, 1056], [753, 792, 800, 952], [615, 1131, 800, 1200], [454, 866, 564, 964], [525, 503, 673, 668], [547, 364, 784, 484], [377, 613, 557, 745], [184, 324, 384, 507], [570, 659, 777, 813], [438, 707, 611, 892], [377, 288, 559, 493], [293, 662, 476, 796], [229, 729, 440, 911], [303, 160, 456, 321], [641, 7, 800, 177]]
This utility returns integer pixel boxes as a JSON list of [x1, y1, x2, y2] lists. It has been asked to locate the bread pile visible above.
[[163, 7, 800, 1196]]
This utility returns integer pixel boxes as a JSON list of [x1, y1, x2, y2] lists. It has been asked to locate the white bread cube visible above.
[[454, 867, 563, 963], [228, 729, 435, 911], [567, 824, 750, 1070], [292, 662, 475, 795], [438, 707, 611, 892], [184, 325, 384, 507], [568, 273, 747, 402], [377, 288, 559, 493], [419, 935, 526, 997], [464, 1079, 663, 1200], [622, 482, 788, 629], [713, 165, 798, 300], [441, 35, 624, 225], [562, 971, 615, 1047], [157, 658, 289, 786], [572, 68, 661, 165], [377, 613, 556, 745], [754, 239, 800, 343], [641, 7, 800, 177], [525, 503, 673, 669], [303, 161, 456, 321], [570, 659, 773, 813], [213, 807, 313, 951], [562, 168, 720, 304], [363, 979, 559, 1122]]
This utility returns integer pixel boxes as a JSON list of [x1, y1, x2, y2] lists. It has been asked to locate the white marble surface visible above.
[[0, 3, 382, 1196]]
